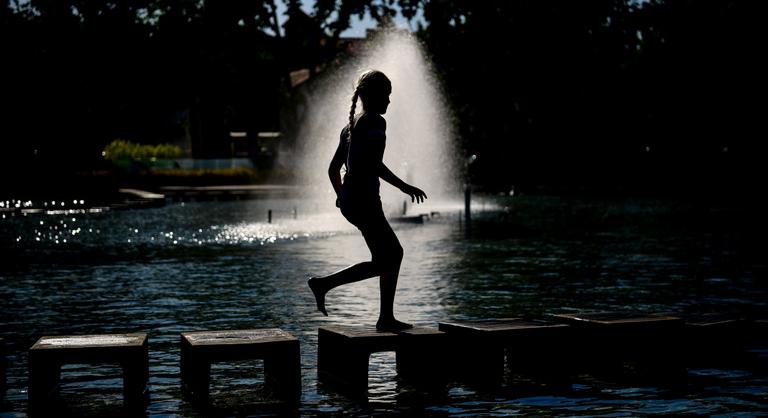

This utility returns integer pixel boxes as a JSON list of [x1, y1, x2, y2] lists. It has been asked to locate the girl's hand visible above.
[[401, 184, 427, 204]]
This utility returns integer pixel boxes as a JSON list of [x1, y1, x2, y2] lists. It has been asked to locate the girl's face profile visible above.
[[365, 88, 391, 115]]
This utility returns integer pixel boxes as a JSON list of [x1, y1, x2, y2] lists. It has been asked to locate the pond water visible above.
[[1, 196, 767, 416]]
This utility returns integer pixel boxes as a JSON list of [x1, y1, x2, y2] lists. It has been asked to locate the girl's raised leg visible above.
[[308, 262, 380, 316]]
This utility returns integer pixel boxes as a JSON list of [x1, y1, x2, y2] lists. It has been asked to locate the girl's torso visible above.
[[339, 112, 386, 203]]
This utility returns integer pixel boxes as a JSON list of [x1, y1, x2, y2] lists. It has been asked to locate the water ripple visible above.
[[1, 198, 766, 416]]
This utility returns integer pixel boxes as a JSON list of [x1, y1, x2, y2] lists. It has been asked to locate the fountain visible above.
[[291, 29, 459, 216]]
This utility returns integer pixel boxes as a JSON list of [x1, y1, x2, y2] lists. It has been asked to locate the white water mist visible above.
[[291, 30, 458, 215]]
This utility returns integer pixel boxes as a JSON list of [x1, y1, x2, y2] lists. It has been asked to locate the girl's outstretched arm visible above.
[[380, 163, 428, 203]]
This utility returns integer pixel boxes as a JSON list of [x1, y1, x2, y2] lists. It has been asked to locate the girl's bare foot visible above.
[[376, 318, 412, 332], [307, 277, 328, 316]]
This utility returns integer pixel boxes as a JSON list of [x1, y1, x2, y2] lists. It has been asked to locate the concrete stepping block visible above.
[[683, 313, 749, 366], [180, 328, 300, 404], [0, 337, 5, 398], [28, 333, 148, 410], [438, 318, 571, 383], [550, 311, 684, 376], [317, 326, 448, 395], [553, 311, 681, 326]]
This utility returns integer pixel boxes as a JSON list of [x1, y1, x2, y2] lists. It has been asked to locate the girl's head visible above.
[[349, 70, 391, 127]]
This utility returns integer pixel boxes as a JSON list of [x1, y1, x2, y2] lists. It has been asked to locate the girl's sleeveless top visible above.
[[339, 112, 386, 203]]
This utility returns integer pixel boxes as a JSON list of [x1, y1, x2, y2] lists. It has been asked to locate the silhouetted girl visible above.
[[308, 70, 427, 332]]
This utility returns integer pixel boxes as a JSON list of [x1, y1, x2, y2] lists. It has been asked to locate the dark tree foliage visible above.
[[418, 0, 766, 195], [0, 0, 764, 197], [1, 0, 294, 197]]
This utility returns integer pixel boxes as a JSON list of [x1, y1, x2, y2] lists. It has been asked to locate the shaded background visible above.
[[1, 0, 765, 198]]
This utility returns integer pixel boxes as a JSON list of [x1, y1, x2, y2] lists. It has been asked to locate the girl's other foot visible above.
[[376, 318, 412, 332], [307, 277, 328, 316]]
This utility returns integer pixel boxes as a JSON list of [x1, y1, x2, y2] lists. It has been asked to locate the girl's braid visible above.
[[348, 87, 360, 144], [346, 70, 390, 171]]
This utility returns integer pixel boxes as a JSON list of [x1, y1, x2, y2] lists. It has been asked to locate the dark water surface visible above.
[[1, 196, 767, 416]]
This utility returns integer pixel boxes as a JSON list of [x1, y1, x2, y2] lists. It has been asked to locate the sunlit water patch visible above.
[[1, 199, 359, 250]]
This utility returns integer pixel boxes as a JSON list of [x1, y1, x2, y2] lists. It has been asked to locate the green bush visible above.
[[103, 139, 182, 161], [149, 167, 258, 179], [146, 167, 261, 185]]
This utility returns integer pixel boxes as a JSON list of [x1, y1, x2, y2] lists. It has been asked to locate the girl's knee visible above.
[[384, 243, 403, 266], [371, 243, 403, 269], [393, 242, 403, 262]]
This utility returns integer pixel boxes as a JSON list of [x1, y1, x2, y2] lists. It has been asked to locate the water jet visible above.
[[291, 30, 459, 216]]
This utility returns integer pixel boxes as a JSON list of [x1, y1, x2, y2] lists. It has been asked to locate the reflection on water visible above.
[[1, 196, 767, 416]]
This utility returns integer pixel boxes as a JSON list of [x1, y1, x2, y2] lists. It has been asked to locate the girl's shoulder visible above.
[[356, 112, 386, 131], [340, 124, 350, 139], [359, 112, 385, 125]]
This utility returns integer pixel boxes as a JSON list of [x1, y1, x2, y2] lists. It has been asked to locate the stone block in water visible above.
[[551, 311, 684, 377], [0, 337, 5, 398], [438, 318, 571, 384], [28, 333, 149, 411], [180, 328, 300, 404], [317, 326, 448, 396], [683, 313, 750, 366]]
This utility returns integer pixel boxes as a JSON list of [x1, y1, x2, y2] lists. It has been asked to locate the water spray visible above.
[[292, 30, 458, 216]]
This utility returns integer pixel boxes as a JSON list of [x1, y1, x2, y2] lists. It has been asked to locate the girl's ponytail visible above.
[[346, 88, 359, 172], [348, 88, 359, 143], [346, 70, 390, 171]]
